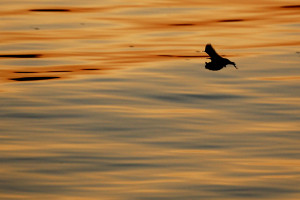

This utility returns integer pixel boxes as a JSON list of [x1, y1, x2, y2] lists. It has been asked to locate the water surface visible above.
[[0, 0, 300, 199]]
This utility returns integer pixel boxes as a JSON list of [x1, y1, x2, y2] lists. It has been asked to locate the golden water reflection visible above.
[[1, 0, 299, 82], [0, 0, 300, 200]]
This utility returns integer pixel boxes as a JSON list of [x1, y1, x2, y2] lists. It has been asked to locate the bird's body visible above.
[[204, 44, 237, 71]]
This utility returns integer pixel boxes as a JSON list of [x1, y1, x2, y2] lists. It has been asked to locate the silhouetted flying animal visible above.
[[204, 44, 237, 71]]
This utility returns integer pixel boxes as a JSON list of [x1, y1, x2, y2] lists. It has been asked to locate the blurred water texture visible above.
[[0, 0, 300, 199]]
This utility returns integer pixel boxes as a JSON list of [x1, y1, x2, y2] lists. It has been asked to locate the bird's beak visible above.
[[231, 62, 237, 69]]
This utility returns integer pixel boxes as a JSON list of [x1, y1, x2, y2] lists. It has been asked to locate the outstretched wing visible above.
[[204, 44, 221, 59]]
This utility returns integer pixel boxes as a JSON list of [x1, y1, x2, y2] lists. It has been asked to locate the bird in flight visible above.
[[204, 44, 237, 71]]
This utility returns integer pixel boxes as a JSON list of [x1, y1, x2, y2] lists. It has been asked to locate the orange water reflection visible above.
[[1, 0, 299, 82], [0, 0, 300, 200]]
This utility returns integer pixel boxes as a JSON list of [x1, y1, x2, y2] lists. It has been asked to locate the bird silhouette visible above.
[[204, 44, 237, 71]]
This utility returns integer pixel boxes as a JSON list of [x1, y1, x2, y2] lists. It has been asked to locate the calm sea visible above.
[[0, 0, 299, 199]]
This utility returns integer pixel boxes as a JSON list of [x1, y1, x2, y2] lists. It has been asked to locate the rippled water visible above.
[[1, 0, 300, 199]]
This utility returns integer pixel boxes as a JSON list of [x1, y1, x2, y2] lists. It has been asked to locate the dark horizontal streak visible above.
[[81, 68, 100, 71], [158, 55, 207, 58], [10, 77, 60, 82], [48, 71, 72, 73], [0, 54, 42, 58], [29, 9, 70, 12], [218, 19, 244, 22], [280, 5, 300, 9], [14, 72, 38, 74], [170, 23, 195, 26]]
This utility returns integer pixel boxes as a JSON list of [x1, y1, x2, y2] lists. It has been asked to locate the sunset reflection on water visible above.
[[0, 0, 300, 199]]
